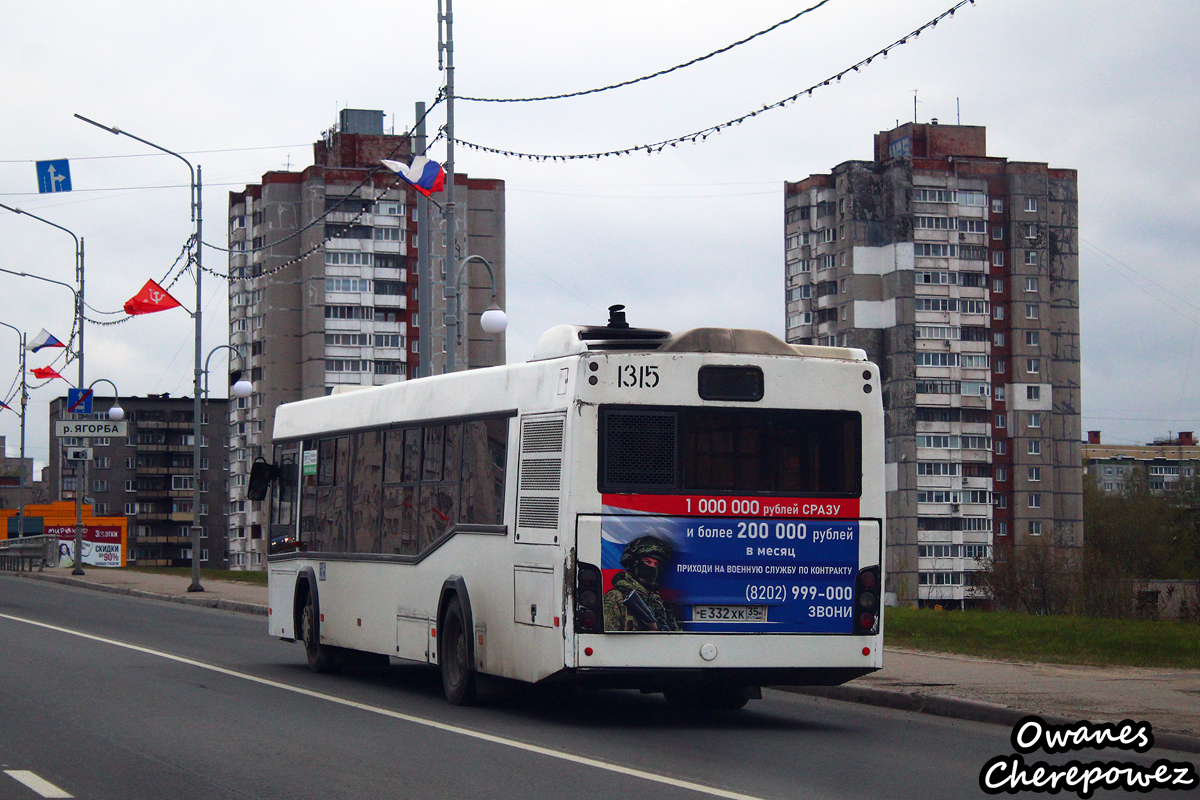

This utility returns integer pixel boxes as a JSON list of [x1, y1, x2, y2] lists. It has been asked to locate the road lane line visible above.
[[0, 612, 769, 800], [3, 770, 73, 798]]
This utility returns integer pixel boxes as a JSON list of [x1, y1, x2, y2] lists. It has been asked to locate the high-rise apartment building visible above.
[[48, 394, 229, 567], [227, 109, 505, 569], [783, 122, 1081, 607]]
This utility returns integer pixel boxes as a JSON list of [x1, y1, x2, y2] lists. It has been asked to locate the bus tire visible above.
[[301, 591, 340, 674], [440, 595, 476, 705]]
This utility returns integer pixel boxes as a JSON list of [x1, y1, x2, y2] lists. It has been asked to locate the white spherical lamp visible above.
[[108, 405, 125, 421], [480, 308, 508, 334], [231, 379, 254, 398]]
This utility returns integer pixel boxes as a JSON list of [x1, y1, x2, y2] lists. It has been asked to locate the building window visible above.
[[994, 495, 1008, 509], [991, 225, 1004, 241], [92, 480, 108, 492], [1025, 197, 1038, 213], [1026, 331, 1040, 347], [1028, 412, 1042, 428], [1028, 440, 1042, 455], [991, 198, 1004, 213], [1024, 251, 1039, 267], [1024, 277, 1039, 292], [1027, 385, 1041, 401], [94, 457, 111, 469], [1025, 224, 1038, 239], [993, 332, 1005, 347], [994, 359, 1006, 374], [995, 440, 1007, 455], [125, 480, 136, 492], [995, 386, 1006, 401], [995, 414, 1007, 429], [124, 503, 137, 515], [992, 278, 1004, 293], [1029, 467, 1042, 482], [996, 467, 1007, 482], [1026, 358, 1040, 374], [1029, 520, 1043, 536]]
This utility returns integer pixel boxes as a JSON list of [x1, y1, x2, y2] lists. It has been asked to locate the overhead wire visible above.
[[458, 0, 836, 103], [455, 0, 976, 161]]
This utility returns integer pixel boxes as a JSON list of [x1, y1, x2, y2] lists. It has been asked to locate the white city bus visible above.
[[264, 313, 884, 707]]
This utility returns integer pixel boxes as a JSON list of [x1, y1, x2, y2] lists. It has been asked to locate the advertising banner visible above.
[[47, 525, 124, 567], [599, 512, 859, 634]]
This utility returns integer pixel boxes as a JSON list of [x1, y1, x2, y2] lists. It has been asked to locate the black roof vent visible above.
[[607, 304, 630, 329]]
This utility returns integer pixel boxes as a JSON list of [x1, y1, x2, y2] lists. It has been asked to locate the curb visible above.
[[10, 571, 268, 617], [782, 685, 1200, 755]]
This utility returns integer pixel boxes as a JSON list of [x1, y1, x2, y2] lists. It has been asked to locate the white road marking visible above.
[[3, 770, 73, 798], [0, 612, 768, 800]]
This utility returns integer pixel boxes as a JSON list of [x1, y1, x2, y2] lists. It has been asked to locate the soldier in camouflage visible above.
[[603, 536, 680, 632]]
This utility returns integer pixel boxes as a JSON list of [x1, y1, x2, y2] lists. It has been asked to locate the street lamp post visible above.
[[69, 379, 123, 575], [458, 255, 507, 338], [0, 267, 86, 567], [0, 322, 28, 538], [76, 114, 205, 591], [0, 203, 85, 389], [202, 345, 252, 570]]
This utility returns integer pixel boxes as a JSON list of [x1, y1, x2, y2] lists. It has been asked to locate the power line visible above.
[[455, 0, 976, 161], [459, 0, 836, 103], [0, 143, 311, 164]]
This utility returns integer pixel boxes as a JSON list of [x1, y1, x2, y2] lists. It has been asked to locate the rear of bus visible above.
[[561, 327, 884, 701]]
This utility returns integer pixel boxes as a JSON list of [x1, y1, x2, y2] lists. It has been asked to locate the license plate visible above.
[[692, 605, 768, 622]]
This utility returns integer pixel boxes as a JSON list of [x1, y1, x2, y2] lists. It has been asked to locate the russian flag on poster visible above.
[[28, 329, 66, 353], [381, 157, 446, 197]]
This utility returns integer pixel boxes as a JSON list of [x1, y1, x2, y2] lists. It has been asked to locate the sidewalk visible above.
[[11, 567, 1200, 752]]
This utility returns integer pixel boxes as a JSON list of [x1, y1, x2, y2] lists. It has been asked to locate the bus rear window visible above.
[[600, 406, 860, 496]]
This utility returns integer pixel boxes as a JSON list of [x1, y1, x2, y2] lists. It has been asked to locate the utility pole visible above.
[[440, 0, 459, 372], [415, 102, 432, 378]]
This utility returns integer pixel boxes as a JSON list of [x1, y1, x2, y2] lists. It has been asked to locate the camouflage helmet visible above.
[[619, 536, 673, 569]]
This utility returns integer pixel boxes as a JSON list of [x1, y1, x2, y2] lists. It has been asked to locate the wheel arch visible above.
[[294, 567, 319, 643], [437, 575, 474, 667]]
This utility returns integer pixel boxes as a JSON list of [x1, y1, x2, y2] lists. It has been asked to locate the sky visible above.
[[1, 0, 1198, 473]]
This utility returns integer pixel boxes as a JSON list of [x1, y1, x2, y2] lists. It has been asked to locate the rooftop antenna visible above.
[[957, 97, 961, 125], [912, 90, 919, 124]]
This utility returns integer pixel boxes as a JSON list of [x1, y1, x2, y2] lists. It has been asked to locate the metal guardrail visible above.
[[0, 535, 60, 572]]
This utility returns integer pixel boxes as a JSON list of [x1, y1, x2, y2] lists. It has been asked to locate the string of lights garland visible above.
[[456, 0, 975, 161], [458, 0, 835, 103]]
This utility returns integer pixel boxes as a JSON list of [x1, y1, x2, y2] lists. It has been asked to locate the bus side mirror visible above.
[[247, 459, 279, 501]]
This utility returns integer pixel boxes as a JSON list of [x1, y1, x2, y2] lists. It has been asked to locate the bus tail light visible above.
[[853, 566, 881, 635], [575, 560, 605, 634]]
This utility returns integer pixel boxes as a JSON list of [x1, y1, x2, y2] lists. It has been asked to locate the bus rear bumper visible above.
[[543, 665, 877, 692]]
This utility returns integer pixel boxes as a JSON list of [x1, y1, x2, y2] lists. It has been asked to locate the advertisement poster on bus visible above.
[[599, 510, 858, 634], [47, 525, 125, 567]]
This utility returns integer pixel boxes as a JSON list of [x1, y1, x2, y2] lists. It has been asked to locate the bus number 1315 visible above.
[[617, 365, 659, 388]]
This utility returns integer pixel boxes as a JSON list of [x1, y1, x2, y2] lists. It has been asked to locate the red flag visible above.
[[31, 366, 65, 381], [124, 279, 182, 316]]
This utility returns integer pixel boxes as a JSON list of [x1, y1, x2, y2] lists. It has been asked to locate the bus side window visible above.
[[462, 418, 507, 525], [350, 431, 383, 554]]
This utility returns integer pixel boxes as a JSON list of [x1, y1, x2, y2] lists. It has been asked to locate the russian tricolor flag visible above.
[[381, 157, 446, 197], [28, 329, 66, 353]]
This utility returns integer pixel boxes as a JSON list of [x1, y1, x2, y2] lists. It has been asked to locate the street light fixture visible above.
[[76, 114, 206, 591], [460, 255, 507, 338]]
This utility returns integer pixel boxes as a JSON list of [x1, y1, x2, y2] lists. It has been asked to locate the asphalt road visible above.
[[0, 574, 1195, 800]]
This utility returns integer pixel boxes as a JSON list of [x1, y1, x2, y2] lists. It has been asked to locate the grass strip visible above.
[[884, 607, 1200, 669], [119, 565, 268, 586]]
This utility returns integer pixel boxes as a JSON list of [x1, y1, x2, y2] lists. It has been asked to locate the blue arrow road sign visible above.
[[36, 159, 72, 193], [67, 388, 93, 415]]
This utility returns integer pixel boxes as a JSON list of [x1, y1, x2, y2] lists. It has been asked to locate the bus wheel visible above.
[[440, 596, 476, 705], [300, 593, 339, 674]]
